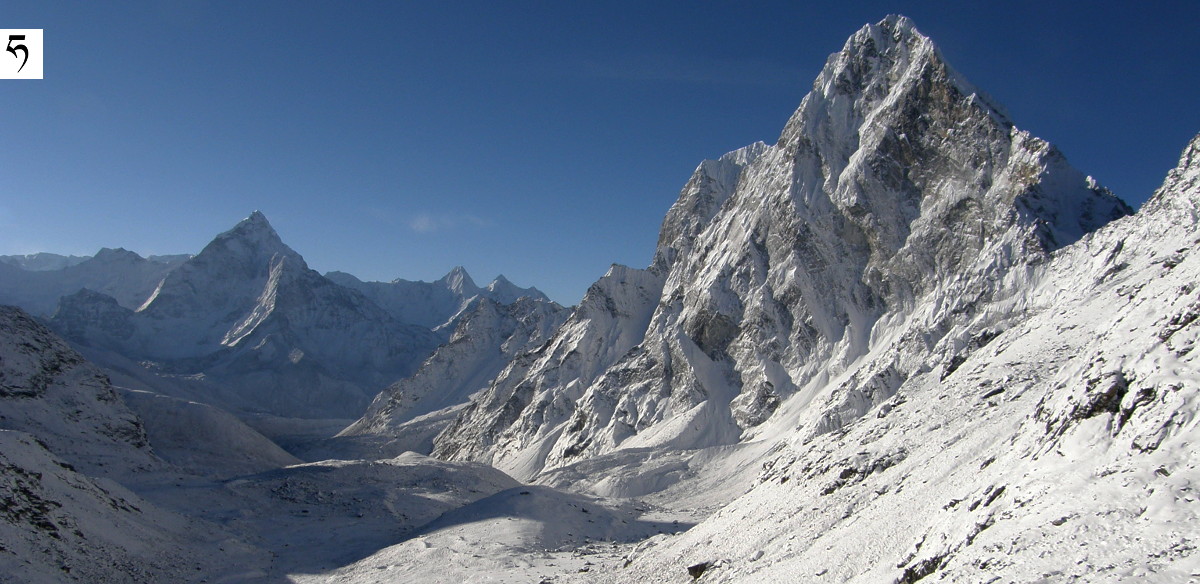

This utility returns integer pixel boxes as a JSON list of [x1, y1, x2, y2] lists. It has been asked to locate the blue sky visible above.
[[3, 2, 1198, 304]]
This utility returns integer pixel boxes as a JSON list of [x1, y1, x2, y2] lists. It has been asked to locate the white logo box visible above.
[[1, 29, 42, 79]]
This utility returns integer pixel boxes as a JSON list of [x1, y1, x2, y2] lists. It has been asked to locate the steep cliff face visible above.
[[597, 129, 1200, 584], [433, 15, 1131, 480], [434, 264, 665, 477]]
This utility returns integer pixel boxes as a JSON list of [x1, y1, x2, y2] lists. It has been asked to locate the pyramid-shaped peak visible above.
[[782, 14, 1010, 151], [868, 14, 919, 37], [216, 211, 283, 243], [820, 15, 970, 94], [841, 14, 929, 55], [186, 211, 303, 272], [439, 266, 480, 295], [234, 210, 275, 232]]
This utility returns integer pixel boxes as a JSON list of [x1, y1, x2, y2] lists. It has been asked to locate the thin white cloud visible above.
[[408, 213, 492, 234], [409, 213, 438, 233]]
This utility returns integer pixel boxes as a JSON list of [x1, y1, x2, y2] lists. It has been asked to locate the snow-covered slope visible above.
[[0, 248, 186, 317], [327, 267, 551, 330], [0, 305, 155, 478], [0, 307, 272, 583], [337, 295, 570, 454], [587, 129, 1200, 584], [50, 212, 442, 419], [433, 15, 1130, 480], [0, 430, 269, 584], [305, 485, 681, 584], [118, 388, 302, 478]]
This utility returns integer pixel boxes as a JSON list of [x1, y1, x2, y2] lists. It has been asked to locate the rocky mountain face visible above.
[[597, 129, 1200, 584], [49, 212, 442, 419], [432, 15, 1131, 481], [327, 267, 551, 331], [433, 264, 667, 477], [0, 248, 188, 317]]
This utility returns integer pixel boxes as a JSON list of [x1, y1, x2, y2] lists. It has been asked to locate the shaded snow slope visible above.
[[0, 430, 269, 584], [0, 305, 155, 478], [434, 14, 1130, 481], [0, 309, 271, 583], [191, 452, 523, 579], [119, 388, 302, 478]]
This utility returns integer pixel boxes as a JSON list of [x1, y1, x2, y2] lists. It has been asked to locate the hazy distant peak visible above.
[[0, 252, 90, 271], [93, 247, 144, 263], [438, 266, 480, 295]]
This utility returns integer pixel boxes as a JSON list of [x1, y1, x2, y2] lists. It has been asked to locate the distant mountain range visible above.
[[0, 211, 558, 419]]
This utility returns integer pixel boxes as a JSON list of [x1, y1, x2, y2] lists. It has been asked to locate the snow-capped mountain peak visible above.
[[485, 274, 550, 304], [438, 265, 481, 297], [194, 210, 302, 270], [433, 15, 1131, 481]]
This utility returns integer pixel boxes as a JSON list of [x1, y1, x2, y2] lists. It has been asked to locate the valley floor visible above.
[[118, 427, 716, 584]]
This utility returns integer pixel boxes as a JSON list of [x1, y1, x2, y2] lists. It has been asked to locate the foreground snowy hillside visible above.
[[0, 306, 155, 478], [0, 307, 272, 583]]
